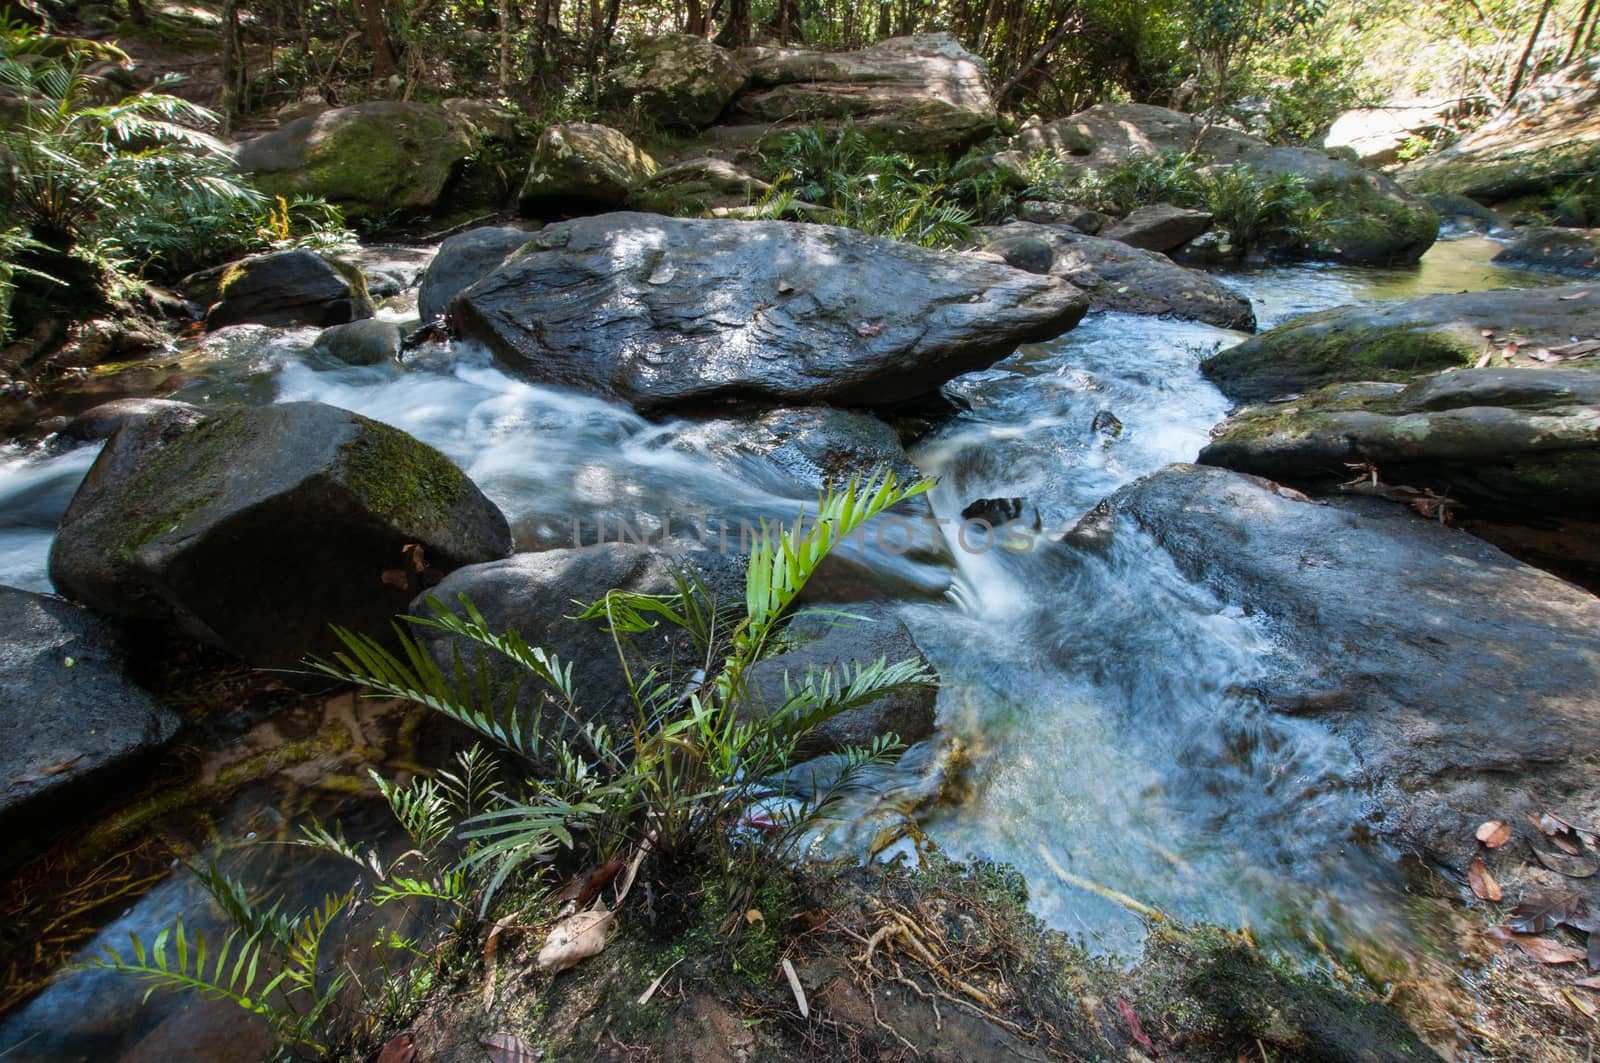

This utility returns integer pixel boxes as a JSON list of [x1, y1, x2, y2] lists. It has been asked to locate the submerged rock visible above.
[[0, 585, 179, 839], [1490, 226, 1600, 277], [235, 101, 477, 220], [607, 33, 748, 131], [1011, 102, 1438, 266], [49, 402, 512, 667], [1201, 284, 1600, 402], [977, 221, 1256, 331], [189, 249, 374, 330], [1071, 463, 1600, 867], [729, 33, 997, 152], [744, 604, 937, 756], [312, 319, 402, 365], [416, 226, 536, 323], [519, 122, 656, 212], [452, 212, 1088, 411]]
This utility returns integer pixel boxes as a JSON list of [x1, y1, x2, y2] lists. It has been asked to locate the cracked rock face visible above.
[[451, 212, 1090, 412]]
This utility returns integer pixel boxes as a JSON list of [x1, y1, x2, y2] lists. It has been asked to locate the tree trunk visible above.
[[126, 0, 148, 26], [358, 0, 400, 77], [685, 0, 704, 35], [1568, 0, 1600, 61], [713, 0, 748, 48], [498, 0, 513, 92], [1507, 0, 1555, 102], [219, 0, 239, 132]]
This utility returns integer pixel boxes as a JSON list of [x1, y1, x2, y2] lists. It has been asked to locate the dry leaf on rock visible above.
[[536, 908, 614, 972], [1476, 820, 1512, 848], [1487, 926, 1588, 964], [1469, 858, 1502, 902], [377, 1033, 417, 1063], [480, 1032, 539, 1062], [1508, 892, 1584, 934]]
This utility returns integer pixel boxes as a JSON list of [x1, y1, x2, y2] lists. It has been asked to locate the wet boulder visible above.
[[49, 402, 512, 667], [1201, 284, 1600, 402], [311, 319, 402, 366], [190, 249, 374, 330], [0, 585, 179, 840], [235, 101, 475, 220], [729, 33, 997, 153], [608, 33, 748, 131], [452, 212, 1088, 412], [1100, 204, 1213, 252], [673, 406, 923, 500], [1490, 226, 1600, 278], [416, 226, 536, 323], [976, 222, 1256, 331], [1200, 367, 1600, 520], [519, 122, 656, 212], [413, 544, 743, 739], [1071, 463, 1600, 867], [743, 604, 938, 756]]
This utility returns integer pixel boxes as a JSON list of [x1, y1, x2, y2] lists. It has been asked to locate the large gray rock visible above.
[[1070, 463, 1600, 867], [744, 604, 937, 756], [417, 226, 536, 323], [1200, 367, 1600, 521], [519, 122, 656, 212], [235, 101, 476, 220], [1012, 103, 1438, 266], [452, 212, 1089, 411], [977, 221, 1255, 331], [1201, 284, 1600, 403], [1100, 203, 1213, 252], [64, 398, 202, 442], [414, 544, 743, 740], [729, 33, 996, 153], [0, 586, 179, 832], [608, 33, 748, 130], [192, 250, 374, 331], [49, 402, 512, 667], [1490, 226, 1600, 278]]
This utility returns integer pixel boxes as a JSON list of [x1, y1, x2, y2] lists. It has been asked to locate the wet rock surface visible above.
[[416, 226, 537, 323], [1490, 226, 1600, 277], [452, 212, 1088, 411], [190, 249, 374, 330], [0, 585, 179, 843], [978, 221, 1256, 330], [1073, 463, 1600, 867], [49, 402, 512, 667]]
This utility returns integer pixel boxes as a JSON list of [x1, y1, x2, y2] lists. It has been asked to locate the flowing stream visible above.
[[0, 235, 1560, 1056]]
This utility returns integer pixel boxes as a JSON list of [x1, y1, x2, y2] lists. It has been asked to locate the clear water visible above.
[[0, 236, 1543, 1054]]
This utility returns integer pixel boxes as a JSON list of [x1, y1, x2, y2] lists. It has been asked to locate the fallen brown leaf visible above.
[[555, 859, 624, 919], [1509, 892, 1584, 934], [479, 1032, 539, 1062], [1477, 820, 1513, 848], [377, 1033, 417, 1063], [1486, 926, 1588, 964], [1469, 858, 1502, 902]]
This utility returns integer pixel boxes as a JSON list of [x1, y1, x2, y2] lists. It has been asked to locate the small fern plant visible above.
[[314, 469, 940, 915]]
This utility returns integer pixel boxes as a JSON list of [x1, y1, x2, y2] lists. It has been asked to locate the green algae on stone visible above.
[[334, 415, 474, 530]]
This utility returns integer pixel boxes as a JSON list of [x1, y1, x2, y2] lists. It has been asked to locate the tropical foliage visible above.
[[90, 471, 937, 1054]]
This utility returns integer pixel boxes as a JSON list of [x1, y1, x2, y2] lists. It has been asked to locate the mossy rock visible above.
[[194, 249, 374, 330], [1199, 366, 1600, 522], [607, 33, 749, 131], [1201, 283, 1600, 403], [48, 401, 512, 667], [236, 101, 475, 221], [519, 122, 657, 212], [626, 157, 768, 216]]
